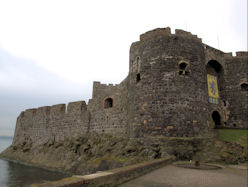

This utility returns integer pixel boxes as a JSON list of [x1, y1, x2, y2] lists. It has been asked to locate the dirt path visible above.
[[120, 165, 247, 187]]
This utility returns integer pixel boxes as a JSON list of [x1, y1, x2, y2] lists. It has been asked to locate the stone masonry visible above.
[[12, 27, 248, 147]]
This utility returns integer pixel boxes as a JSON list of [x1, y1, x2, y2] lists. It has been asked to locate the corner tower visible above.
[[127, 28, 210, 137]]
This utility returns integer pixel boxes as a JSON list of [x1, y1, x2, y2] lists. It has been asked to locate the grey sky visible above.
[[0, 46, 92, 136], [0, 0, 247, 136]]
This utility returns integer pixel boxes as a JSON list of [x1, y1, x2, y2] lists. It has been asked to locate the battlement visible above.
[[92, 81, 118, 98], [174, 29, 202, 42], [19, 101, 88, 118], [67, 101, 87, 113], [236, 51, 248, 57], [224, 51, 248, 58], [204, 44, 248, 58], [51, 104, 66, 115], [140, 27, 202, 42], [140, 27, 171, 41], [37, 106, 51, 116], [93, 81, 118, 88], [24, 109, 37, 117], [11, 27, 248, 151], [224, 52, 233, 57]]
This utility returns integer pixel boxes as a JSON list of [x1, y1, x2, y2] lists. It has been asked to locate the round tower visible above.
[[127, 27, 210, 137]]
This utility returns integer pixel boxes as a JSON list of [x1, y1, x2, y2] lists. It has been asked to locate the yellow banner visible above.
[[207, 74, 219, 98]]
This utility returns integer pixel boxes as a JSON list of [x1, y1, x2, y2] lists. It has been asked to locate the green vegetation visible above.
[[218, 129, 248, 148]]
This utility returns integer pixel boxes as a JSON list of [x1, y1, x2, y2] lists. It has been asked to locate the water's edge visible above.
[[0, 155, 72, 176], [0, 138, 70, 187]]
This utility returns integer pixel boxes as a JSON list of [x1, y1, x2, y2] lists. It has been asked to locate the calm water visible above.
[[0, 137, 70, 187]]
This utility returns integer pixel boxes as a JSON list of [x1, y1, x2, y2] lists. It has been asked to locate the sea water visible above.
[[0, 137, 69, 187]]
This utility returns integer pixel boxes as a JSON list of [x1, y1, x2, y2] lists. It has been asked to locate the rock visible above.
[[1, 135, 247, 175]]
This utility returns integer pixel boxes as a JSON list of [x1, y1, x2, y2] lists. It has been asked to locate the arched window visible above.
[[206, 60, 223, 104], [104, 98, 113, 108], [207, 60, 222, 73], [179, 62, 189, 75], [240, 82, 248, 91]]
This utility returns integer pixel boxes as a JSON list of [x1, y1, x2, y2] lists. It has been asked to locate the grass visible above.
[[218, 129, 248, 148]]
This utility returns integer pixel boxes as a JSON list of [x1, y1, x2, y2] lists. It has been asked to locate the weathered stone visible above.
[[1, 27, 247, 175], [1, 134, 247, 175], [10, 28, 247, 148]]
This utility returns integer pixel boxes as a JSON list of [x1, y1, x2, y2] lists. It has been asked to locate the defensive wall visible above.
[[13, 27, 248, 147]]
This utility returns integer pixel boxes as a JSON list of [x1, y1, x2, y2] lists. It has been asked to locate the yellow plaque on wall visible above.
[[207, 74, 219, 104]]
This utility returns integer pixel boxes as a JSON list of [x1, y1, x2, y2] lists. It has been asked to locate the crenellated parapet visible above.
[[37, 106, 51, 116], [205, 45, 248, 59], [174, 29, 202, 42], [223, 51, 248, 58], [19, 102, 86, 118], [13, 100, 90, 146], [93, 81, 118, 89], [139, 27, 202, 43], [67, 101, 87, 113], [50, 104, 66, 115], [235, 51, 248, 57], [224, 52, 232, 57], [23, 108, 37, 117], [11, 27, 248, 148], [92, 81, 119, 99], [140, 27, 171, 41]]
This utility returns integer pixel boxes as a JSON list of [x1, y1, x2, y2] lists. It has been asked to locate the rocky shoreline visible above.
[[0, 133, 247, 175]]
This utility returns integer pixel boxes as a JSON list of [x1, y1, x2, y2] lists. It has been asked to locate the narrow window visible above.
[[179, 62, 189, 75], [136, 73, 141, 82], [104, 98, 113, 108]]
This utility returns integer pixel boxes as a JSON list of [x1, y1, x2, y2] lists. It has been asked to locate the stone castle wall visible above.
[[12, 27, 248, 147], [13, 79, 130, 146], [13, 102, 90, 146], [224, 53, 248, 128], [128, 28, 209, 137], [204, 44, 248, 129], [87, 80, 129, 135]]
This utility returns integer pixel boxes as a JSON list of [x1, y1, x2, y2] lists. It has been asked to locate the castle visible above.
[[13, 27, 248, 147]]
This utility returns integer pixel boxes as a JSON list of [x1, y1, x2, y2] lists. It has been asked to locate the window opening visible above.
[[179, 62, 189, 75], [241, 83, 248, 91], [136, 73, 141, 82], [179, 62, 187, 69], [207, 60, 222, 73], [223, 100, 226, 106], [104, 98, 113, 108]]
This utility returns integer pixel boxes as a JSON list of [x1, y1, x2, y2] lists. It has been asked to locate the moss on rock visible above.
[[0, 134, 247, 175]]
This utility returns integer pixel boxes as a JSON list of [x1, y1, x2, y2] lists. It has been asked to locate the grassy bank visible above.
[[218, 129, 248, 148]]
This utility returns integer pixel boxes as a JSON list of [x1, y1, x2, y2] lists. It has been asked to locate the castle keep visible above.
[[13, 27, 248, 146]]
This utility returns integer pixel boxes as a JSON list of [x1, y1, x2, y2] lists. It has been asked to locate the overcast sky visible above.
[[0, 0, 247, 136]]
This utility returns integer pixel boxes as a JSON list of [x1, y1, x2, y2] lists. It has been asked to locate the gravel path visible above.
[[120, 165, 247, 187]]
